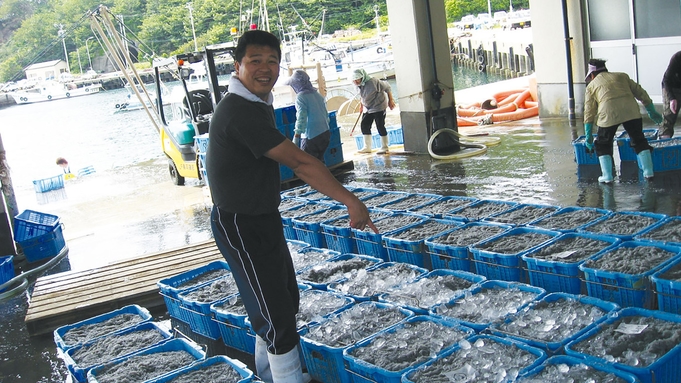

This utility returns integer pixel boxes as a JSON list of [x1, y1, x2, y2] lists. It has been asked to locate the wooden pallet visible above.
[[25, 239, 223, 337]]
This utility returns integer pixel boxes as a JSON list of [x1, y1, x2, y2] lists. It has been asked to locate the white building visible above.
[[24, 60, 69, 82]]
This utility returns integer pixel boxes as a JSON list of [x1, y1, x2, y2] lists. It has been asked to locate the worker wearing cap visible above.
[[583, 58, 662, 182], [661, 51, 681, 139], [285, 70, 331, 162], [352, 68, 395, 154]]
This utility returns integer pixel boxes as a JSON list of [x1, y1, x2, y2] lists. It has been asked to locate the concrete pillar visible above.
[[387, 0, 457, 153], [0, 134, 17, 257], [530, 0, 589, 117]]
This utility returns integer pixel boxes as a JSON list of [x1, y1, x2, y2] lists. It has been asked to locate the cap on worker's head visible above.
[[585, 58, 607, 81], [284, 69, 315, 93], [352, 68, 370, 86]]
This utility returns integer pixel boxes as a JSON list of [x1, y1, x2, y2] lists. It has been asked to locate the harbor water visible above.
[[1, 66, 680, 382]]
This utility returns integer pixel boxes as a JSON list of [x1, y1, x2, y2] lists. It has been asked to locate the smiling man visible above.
[[206, 30, 376, 383]]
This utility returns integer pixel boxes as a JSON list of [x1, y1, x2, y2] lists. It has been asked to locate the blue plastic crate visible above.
[[328, 128, 341, 147], [616, 128, 658, 161], [650, 256, 681, 315], [488, 292, 619, 355], [484, 203, 559, 226], [328, 111, 338, 130], [63, 321, 173, 383], [378, 269, 485, 314], [300, 301, 413, 383], [361, 191, 411, 209], [342, 316, 474, 383], [381, 218, 451, 269], [54, 304, 153, 351], [430, 280, 546, 332], [211, 295, 256, 354], [470, 227, 560, 282], [521, 232, 620, 294], [379, 193, 442, 212], [328, 262, 427, 302], [275, 105, 297, 126], [519, 355, 639, 382], [320, 215, 357, 254], [572, 134, 599, 165], [145, 355, 253, 383], [281, 202, 334, 242], [353, 213, 425, 261], [280, 163, 295, 181], [578, 211, 666, 240], [444, 199, 519, 223], [645, 136, 681, 173], [86, 338, 205, 383], [292, 246, 342, 276], [425, 221, 512, 272], [157, 261, 231, 324], [18, 223, 65, 263], [178, 275, 240, 340], [579, 241, 681, 309], [354, 133, 382, 150], [528, 206, 610, 233], [13, 209, 60, 242], [32, 173, 65, 193], [402, 335, 547, 383], [387, 126, 403, 145], [565, 307, 681, 383], [0, 255, 14, 290], [291, 206, 346, 249], [324, 143, 344, 167], [296, 253, 382, 290], [194, 132, 209, 153], [634, 216, 681, 246], [407, 196, 479, 218]]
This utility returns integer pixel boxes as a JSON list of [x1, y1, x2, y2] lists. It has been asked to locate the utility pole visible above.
[[186, 2, 198, 52], [319, 9, 326, 39], [86, 37, 94, 69], [374, 5, 380, 39], [57, 24, 70, 71], [488, 0, 492, 16]]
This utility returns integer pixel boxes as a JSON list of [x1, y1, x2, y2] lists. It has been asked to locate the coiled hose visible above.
[[427, 128, 501, 160], [0, 245, 69, 302]]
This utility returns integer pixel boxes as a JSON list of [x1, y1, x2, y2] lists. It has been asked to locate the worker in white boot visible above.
[[352, 68, 396, 154], [584, 58, 662, 182]]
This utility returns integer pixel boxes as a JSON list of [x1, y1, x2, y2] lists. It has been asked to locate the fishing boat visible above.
[[114, 83, 170, 113], [10, 80, 102, 104]]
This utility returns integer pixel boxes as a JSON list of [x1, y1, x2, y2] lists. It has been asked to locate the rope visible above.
[[0, 245, 70, 302], [427, 128, 501, 160]]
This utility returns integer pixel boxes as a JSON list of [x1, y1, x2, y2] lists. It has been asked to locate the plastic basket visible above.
[[281, 202, 334, 242], [648, 136, 681, 172], [178, 276, 239, 340], [54, 304, 153, 351], [86, 338, 205, 383], [194, 132, 209, 153], [299, 301, 413, 383], [444, 199, 519, 223], [353, 213, 426, 261], [528, 206, 610, 233], [342, 316, 474, 383], [470, 227, 560, 283], [63, 321, 173, 383], [324, 143, 344, 167], [572, 134, 599, 165], [378, 193, 442, 212], [157, 261, 231, 324], [488, 292, 619, 355], [13, 209, 60, 242], [327, 262, 427, 302], [280, 164, 295, 181], [32, 174, 65, 193], [296, 253, 382, 290], [565, 307, 681, 383], [145, 355, 253, 383], [406, 196, 479, 218], [519, 355, 640, 382], [521, 232, 620, 294], [382, 218, 459, 269], [578, 211, 666, 240], [430, 280, 546, 332], [634, 215, 681, 246], [291, 205, 348, 249], [616, 128, 659, 161], [387, 126, 403, 145], [650, 256, 681, 315], [579, 241, 681, 309], [296, 289, 355, 330], [320, 215, 357, 254], [18, 223, 66, 263], [210, 296, 256, 354], [484, 203, 559, 226], [0, 255, 14, 289], [425, 221, 512, 272], [402, 335, 547, 383]]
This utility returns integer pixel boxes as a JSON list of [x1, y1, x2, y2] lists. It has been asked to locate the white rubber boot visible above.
[[358, 134, 373, 153], [637, 149, 654, 180], [597, 155, 614, 183], [255, 336, 273, 383], [269, 345, 307, 383], [376, 135, 390, 154]]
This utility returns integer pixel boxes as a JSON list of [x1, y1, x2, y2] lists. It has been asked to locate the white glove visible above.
[[293, 136, 301, 147]]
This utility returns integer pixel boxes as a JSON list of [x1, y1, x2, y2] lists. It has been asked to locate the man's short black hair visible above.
[[234, 30, 281, 63]]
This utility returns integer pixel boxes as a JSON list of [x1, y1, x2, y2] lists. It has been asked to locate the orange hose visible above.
[[497, 93, 519, 106], [492, 89, 528, 101]]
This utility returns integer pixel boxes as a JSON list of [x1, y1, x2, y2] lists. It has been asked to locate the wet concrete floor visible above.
[[2, 106, 681, 382]]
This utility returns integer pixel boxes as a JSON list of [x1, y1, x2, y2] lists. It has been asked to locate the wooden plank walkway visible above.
[[25, 239, 223, 336]]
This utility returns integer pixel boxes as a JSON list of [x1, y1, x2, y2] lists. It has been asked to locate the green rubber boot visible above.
[[598, 155, 614, 183], [637, 149, 654, 180]]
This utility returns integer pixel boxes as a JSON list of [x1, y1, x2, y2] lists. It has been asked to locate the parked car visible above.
[[504, 10, 531, 30], [475, 13, 493, 30], [458, 15, 476, 30]]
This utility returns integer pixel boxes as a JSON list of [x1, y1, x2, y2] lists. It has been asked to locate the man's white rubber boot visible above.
[[269, 345, 308, 383], [376, 135, 390, 154], [637, 149, 654, 180], [597, 155, 614, 183], [358, 135, 373, 153], [255, 336, 273, 383]]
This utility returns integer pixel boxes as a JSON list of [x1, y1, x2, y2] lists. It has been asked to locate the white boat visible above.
[[114, 83, 169, 113], [10, 80, 101, 104]]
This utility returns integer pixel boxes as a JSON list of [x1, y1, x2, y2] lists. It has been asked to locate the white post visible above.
[[374, 5, 380, 38], [86, 37, 94, 69], [57, 24, 70, 71], [186, 2, 198, 51]]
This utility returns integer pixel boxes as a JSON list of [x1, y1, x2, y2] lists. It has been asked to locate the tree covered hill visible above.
[[0, 0, 527, 83]]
